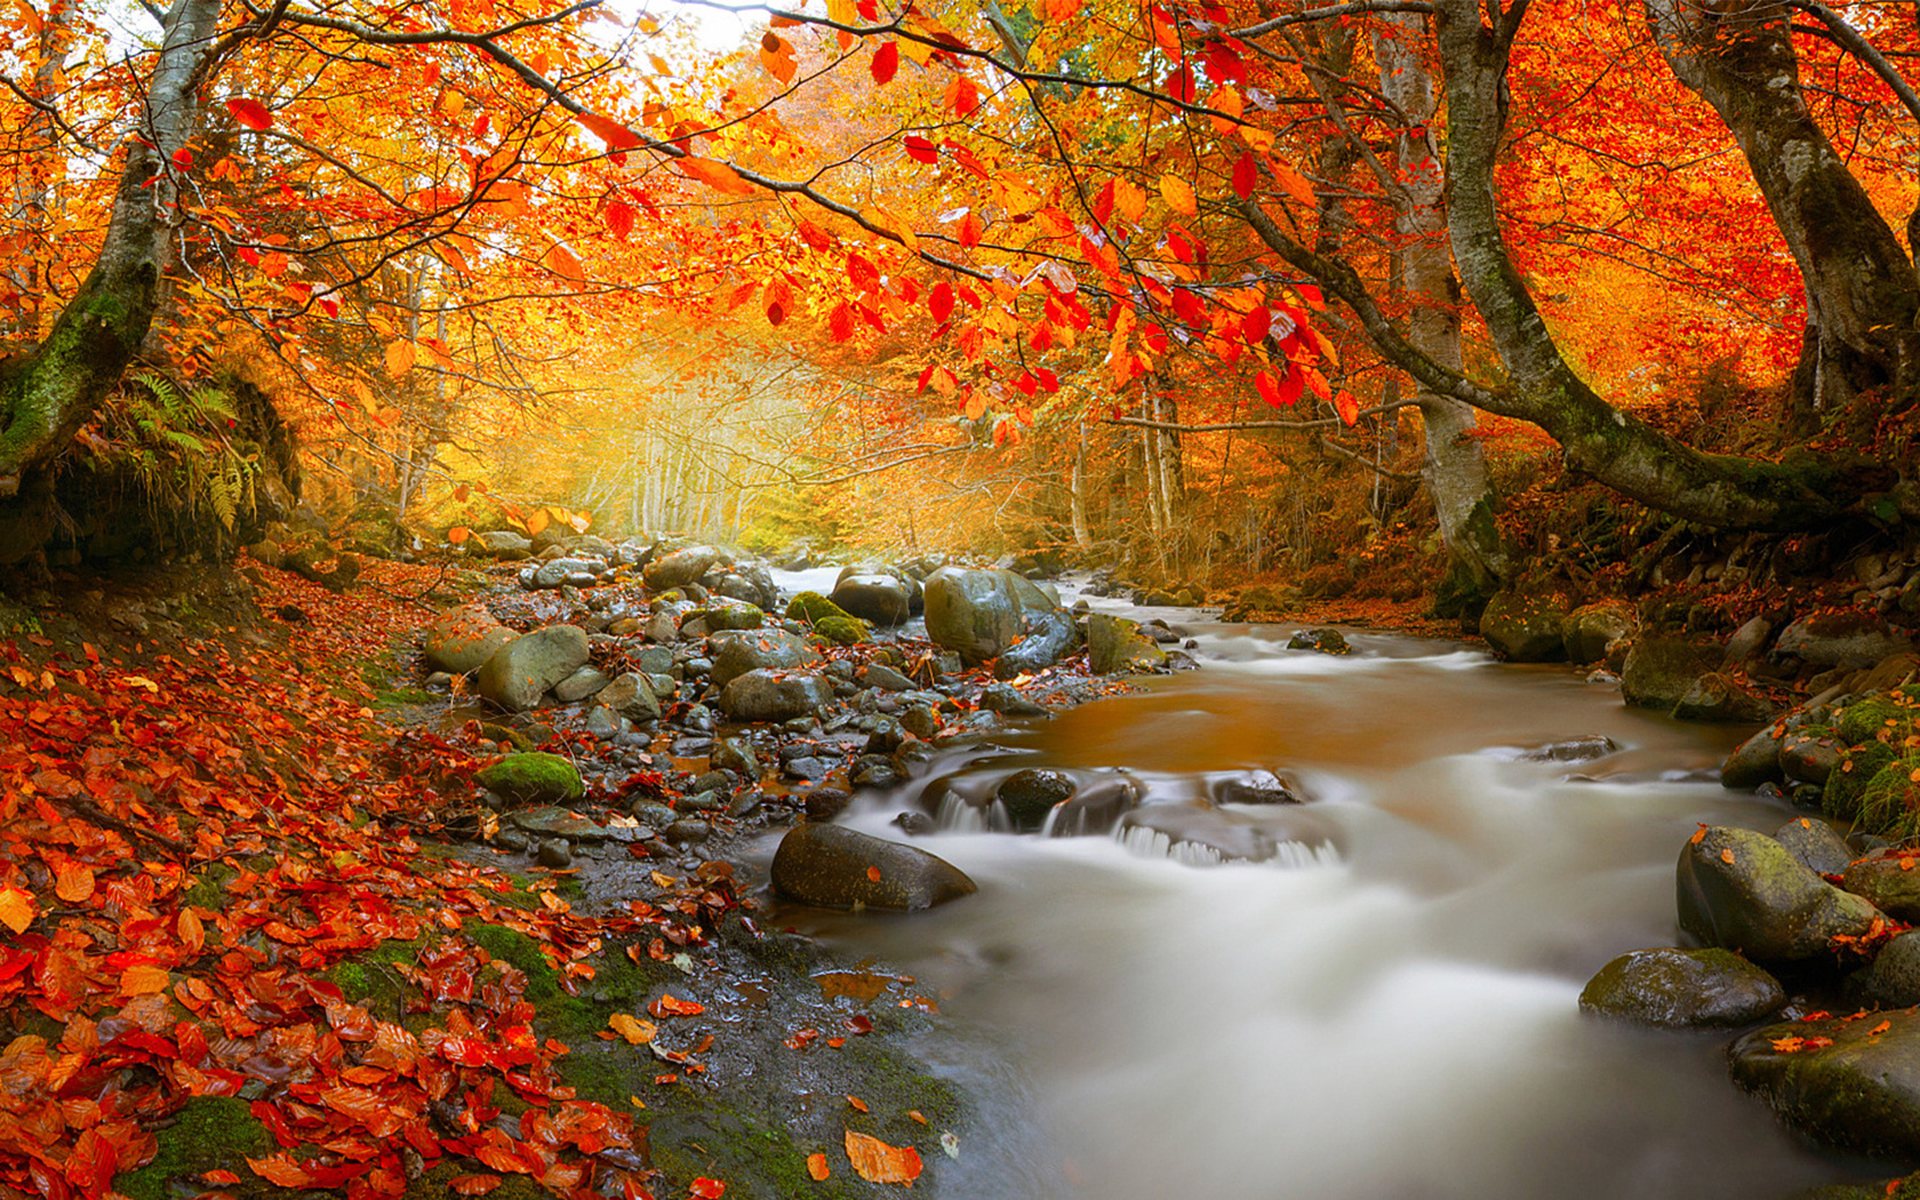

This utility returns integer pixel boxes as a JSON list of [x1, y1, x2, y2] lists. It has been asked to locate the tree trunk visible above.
[[0, 0, 220, 501], [1070, 423, 1092, 548], [1644, 0, 1920, 423], [1374, 12, 1510, 604]]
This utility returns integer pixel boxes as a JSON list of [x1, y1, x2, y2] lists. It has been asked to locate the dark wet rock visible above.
[[832, 573, 912, 626], [643, 544, 724, 590], [1286, 628, 1350, 655], [1089, 613, 1168, 674], [850, 755, 904, 789], [663, 818, 710, 843], [720, 670, 833, 723], [476, 753, 584, 805], [922, 567, 1027, 664], [1776, 612, 1916, 670], [1561, 601, 1639, 665], [1046, 775, 1142, 836], [1621, 636, 1721, 711], [1730, 1007, 1920, 1158], [995, 608, 1079, 679], [536, 838, 572, 868], [860, 663, 915, 692], [632, 801, 676, 827], [1723, 615, 1774, 665], [531, 556, 606, 589], [995, 768, 1077, 830], [782, 756, 830, 781], [892, 811, 936, 836], [899, 705, 941, 740], [423, 605, 516, 674], [803, 788, 854, 821], [1782, 735, 1843, 785], [1676, 825, 1881, 962], [1480, 591, 1568, 662], [1672, 672, 1775, 723], [1516, 736, 1618, 763], [1865, 931, 1920, 1007], [1577, 947, 1784, 1029], [1775, 816, 1854, 877], [583, 706, 623, 739], [1210, 769, 1302, 805], [979, 682, 1048, 717], [710, 628, 823, 689], [493, 829, 530, 853], [711, 736, 760, 778], [771, 821, 977, 911], [508, 806, 603, 841], [477, 624, 590, 711], [553, 666, 610, 703], [1116, 802, 1342, 865], [1841, 853, 1920, 922], [594, 672, 661, 723], [1723, 726, 1787, 789]]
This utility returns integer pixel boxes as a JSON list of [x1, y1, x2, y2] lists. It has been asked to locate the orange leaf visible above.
[[0, 885, 34, 934], [385, 340, 416, 378], [1267, 157, 1317, 208], [807, 1153, 830, 1181], [54, 863, 94, 904], [1720, 848, 1735, 865], [178, 908, 204, 954], [944, 76, 981, 117], [449, 526, 471, 544], [846, 1095, 869, 1113], [866, 866, 882, 883], [448, 1175, 503, 1196], [908, 1111, 928, 1125], [577, 111, 643, 153], [225, 98, 273, 131], [543, 240, 587, 283], [121, 964, 170, 995], [844, 1130, 922, 1185], [247, 1156, 315, 1188], [651, 995, 706, 1018], [1159, 173, 1197, 216], [609, 1013, 657, 1045], [1870, 1019, 1892, 1036], [690, 1179, 726, 1199], [678, 157, 757, 195], [526, 509, 551, 537]]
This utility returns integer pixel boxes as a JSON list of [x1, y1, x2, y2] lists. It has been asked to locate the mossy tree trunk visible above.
[[0, 0, 221, 503]]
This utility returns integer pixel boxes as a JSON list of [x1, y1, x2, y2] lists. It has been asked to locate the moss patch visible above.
[[1828, 741, 1900, 821], [812, 615, 868, 646], [786, 591, 855, 624], [116, 1097, 270, 1200], [1839, 697, 1913, 747], [467, 924, 661, 1042], [475, 752, 584, 804]]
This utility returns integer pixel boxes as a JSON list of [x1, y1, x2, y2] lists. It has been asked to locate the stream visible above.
[[766, 579, 1873, 1199]]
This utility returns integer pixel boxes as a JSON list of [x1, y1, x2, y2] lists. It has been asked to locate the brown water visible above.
[[775, 597, 1875, 1200]]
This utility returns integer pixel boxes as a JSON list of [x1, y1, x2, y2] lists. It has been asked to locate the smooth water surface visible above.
[[772, 585, 1864, 1199]]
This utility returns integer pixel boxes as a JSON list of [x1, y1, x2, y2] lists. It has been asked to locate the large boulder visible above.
[[1088, 613, 1167, 674], [709, 628, 822, 688], [1672, 672, 1775, 723], [424, 605, 516, 674], [994, 768, 1076, 830], [1775, 612, 1915, 670], [1622, 636, 1721, 710], [1479, 591, 1568, 662], [593, 672, 662, 723], [719, 669, 833, 723], [1730, 1008, 1920, 1158], [643, 544, 724, 590], [832, 573, 912, 626], [1774, 816, 1854, 877], [1864, 930, 1920, 1007], [476, 530, 533, 559], [530, 556, 605, 589], [770, 822, 977, 911], [1562, 601, 1638, 665], [1841, 852, 1920, 923], [923, 567, 1025, 664], [1577, 947, 1784, 1029], [1722, 725, 1786, 789], [995, 608, 1079, 679], [477, 625, 590, 711], [1676, 825, 1882, 962]]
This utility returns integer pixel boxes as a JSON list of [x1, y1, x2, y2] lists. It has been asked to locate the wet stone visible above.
[[509, 806, 609, 843], [536, 839, 572, 868], [663, 818, 711, 843]]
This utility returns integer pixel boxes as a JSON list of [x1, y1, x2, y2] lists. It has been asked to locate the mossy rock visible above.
[[787, 591, 857, 623], [1839, 697, 1914, 746], [474, 752, 584, 804], [1854, 756, 1920, 841], [812, 615, 868, 646], [116, 1097, 270, 1200], [1827, 741, 1900, 821]]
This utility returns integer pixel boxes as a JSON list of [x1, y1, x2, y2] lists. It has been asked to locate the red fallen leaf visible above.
[[845, 1130, 922, 1184], [1690, 825, 1708, 844], [1870, 1020, 1892, 1036], [871, 41, 899, 85], [827, 1037, 847, 1048], [846, 1095, 869, 1113], [1805, 1036, 1834, 1049], [866, 866, 882, 883], [248, 1155, 316, 1187], [225, 97, 273, 130], [650, 995, 705, 1018], [203, 1169, 243, 1184], [448, 1175, 503, 1195], [807, 1153, 830, 1181], [845, 1014, 873, 1034]]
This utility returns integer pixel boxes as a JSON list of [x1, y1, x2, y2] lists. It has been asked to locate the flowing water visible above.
[[767, 579, 1872, 1199]]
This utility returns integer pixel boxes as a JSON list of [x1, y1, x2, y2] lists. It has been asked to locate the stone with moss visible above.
[[1577, 947, 1784, 1029], [1852, 755, 1920, 841], [474, 752, 583, 804], [1826, 740, 1900, 820], [786, 590, 857, 624], [812, 614, 868, 646], [1677, 825, 1882, 963], [1839, 696, 1913, 746], [116, 1097, 269, 1200], [1731, 1008, 1920, 1158]]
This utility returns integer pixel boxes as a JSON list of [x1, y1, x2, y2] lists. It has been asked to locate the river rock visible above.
[[1841, 852, 1920, 922], [770, 821, 978, 911], [1045, 776, 1142, 836], [1775, 816, 1854, 877], [923, 567, 1025, 664], [1672, 672, 1775, 722], [712, 563, 778, 611], [1517, 735, 1618, 763], [477, 530, 533, 558], [477, 624, 590, 711], [423, 605, 516, 674], [1723, 726, 1787, 789], [1864, 930, 1920, 1006], [995, 768, 1076, 830], [1729, 1007, 1920, 1157], [476, 752, 584, 805], [1117, 802, 1342, 865], [532, 556, 605, 589], [1480, 591, 1568, 661], [859, 663, 915, 692], [1782, 734, 1843, 785], [995, 608, 1078, 679], [1562, 601, 1639, 665], [832, 572, 912, 626], [979, 682, 1048, 717], [1676, 825, 1882, 962], [1577, 947, 1785, 1029], [1210, 769, 1302, 804], [1776, 612, 1915, 670], [594, 672, 661, 723], [643, 544, 724, 590], [691, 595, 764, 631], [710, 628, 822, 688], [552, 666, 610, 703], [1286, 628, 1349, 655], [1089, 613, 1168, 674], [1622, 636, 1721, 710], [719, 669, 833, 723]]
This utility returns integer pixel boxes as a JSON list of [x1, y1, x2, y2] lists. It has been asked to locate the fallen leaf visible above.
[[650, 995, 705, 1018], [846, 1095, 869, 1113], [845, 1130, 922, 1185], [609, 1013, 657, 1044], [690, 1178, 727, 1198], [54, 862, 95, 904], [807, 1153, 830, 1181], [866, 866, 882, 883]]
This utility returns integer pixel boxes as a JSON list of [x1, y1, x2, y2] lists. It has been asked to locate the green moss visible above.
[[1828, 741, 1899, 821], [475, 752, 584, 804], [116, 1097, 269, 1200], [327, 936, 422, 1011], [466, 924, 660, 1041], [812, 615, 868, 646], [1855, 756, 1920, 841], [180, 861, 237, 912], [1839, 698, 1912, 747], [477, 721, 534, 752], [786, 591, 856, 624]]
